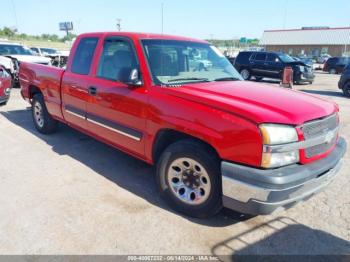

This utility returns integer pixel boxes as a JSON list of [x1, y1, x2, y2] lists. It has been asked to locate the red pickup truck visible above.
[[19, 32, 346, 218]]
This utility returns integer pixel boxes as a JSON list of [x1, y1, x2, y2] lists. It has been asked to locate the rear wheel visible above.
[[343, 82, 350, 98], [156, 140, 222, 218], [329, 68, 337, 74], [240, 69, 251, 80], [32, 93, 58, 134]]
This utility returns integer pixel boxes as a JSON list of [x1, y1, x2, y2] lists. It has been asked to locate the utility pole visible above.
[[116, 18, 122, 32]]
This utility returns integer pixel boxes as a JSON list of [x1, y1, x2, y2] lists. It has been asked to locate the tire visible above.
[[156, 139, 222, 218], [32, 93, 58, 134], [240, 68, 251, 80], [343, 82, 350, 98], [329, 68, 337, 74], [255, 76, 263, 82], [0, 102, 7, 106]]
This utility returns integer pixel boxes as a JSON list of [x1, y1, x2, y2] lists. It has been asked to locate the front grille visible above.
[[301, 114, 338, 158], [301, 114, 338, 139], [305, 136, 337, 158]]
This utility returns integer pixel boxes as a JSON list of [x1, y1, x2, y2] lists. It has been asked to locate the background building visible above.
[[260, 27, 350, 57]]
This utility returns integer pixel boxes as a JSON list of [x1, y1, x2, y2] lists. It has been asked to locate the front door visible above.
[[85, 36, 148, 158], [265, 53, 283, 78], [62, 37, 99, 130]]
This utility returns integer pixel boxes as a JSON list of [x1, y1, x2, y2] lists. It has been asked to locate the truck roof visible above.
[[78, 32, 208, 43]]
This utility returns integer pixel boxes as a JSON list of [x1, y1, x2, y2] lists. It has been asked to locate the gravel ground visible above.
[[0, 71, 349, 257]]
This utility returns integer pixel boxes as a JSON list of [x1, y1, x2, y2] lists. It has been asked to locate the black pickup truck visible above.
[[234, 51, 315, 84]]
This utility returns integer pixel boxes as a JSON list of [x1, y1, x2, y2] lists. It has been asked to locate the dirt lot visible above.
[[0, 71, 349, 257]]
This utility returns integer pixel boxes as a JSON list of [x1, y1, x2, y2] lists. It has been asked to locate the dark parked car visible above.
[[0, 66, 12, 106], [234, 51, 315, 84], [338, 63, 350, 97], [324, 57, 350, 74]]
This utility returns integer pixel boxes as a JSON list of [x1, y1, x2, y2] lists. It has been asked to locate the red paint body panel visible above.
[[19, 32, 339, 168], [0, 66, 12, 103]]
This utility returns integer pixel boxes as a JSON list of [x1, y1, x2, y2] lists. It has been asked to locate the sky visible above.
[[1, 0, 350, 40]]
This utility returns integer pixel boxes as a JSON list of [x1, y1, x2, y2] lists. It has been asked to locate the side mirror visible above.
[[126, 68, 143, 86]]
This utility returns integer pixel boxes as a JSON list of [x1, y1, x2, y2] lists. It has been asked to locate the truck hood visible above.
[[166, 81, 337, 125], [8, 55, 51, 64]]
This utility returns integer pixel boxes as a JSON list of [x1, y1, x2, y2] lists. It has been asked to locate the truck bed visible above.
[[19, 62, 65, 120]]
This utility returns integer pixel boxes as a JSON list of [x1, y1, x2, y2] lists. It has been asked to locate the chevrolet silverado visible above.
[[19, 32, 346, 218]]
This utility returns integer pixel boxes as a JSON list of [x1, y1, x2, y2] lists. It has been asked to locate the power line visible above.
[[10, 0, 18, 31], [161, 3, 164, 34], [283, 0, 289, 29]]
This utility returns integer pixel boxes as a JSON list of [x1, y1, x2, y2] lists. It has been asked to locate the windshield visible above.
[[142, 40, 242, 85], [0, 44, 33, 55], [278, 53, 295, 63]]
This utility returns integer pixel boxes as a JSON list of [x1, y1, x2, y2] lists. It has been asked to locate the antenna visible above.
[[161, 3, 164, 34], [116, 18, 122, 32]]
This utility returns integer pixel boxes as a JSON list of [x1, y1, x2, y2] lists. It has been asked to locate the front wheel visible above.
[[343, 82, 350, 98], [32, 93, 58, 134], [156, 140, 222, 218]]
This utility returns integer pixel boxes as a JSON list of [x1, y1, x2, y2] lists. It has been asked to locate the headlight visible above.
[[261, 150, 300, 169], [260, 124, 298, 145], [260, 124, 299, 168]]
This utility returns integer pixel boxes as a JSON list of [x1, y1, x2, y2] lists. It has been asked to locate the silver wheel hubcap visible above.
[[34, 101, 44, 128], [167, 157, 211, 205], [241, 69, 249, 80]]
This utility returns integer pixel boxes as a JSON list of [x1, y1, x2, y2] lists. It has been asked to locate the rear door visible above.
[[61, 36, 99, 129], [84, 36, 148, 158], [251, 52, 267, 77]]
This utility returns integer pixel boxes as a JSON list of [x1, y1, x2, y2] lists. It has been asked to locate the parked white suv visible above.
[[0, 42, 51, 64]]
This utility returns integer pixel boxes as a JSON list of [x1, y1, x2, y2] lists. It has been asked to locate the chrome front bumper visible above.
[[221, 137, 346, 215]]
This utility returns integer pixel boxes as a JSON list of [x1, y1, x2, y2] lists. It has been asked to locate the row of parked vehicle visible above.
[[0, 41, 69, 88]]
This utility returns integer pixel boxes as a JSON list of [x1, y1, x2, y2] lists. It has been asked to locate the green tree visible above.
[[2, 27, 16, 38]]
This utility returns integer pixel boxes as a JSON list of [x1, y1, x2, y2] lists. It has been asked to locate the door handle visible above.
[[88, 86, 97, 96]]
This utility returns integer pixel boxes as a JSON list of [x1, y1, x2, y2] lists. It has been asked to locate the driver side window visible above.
[[97, 38, 137, 81]]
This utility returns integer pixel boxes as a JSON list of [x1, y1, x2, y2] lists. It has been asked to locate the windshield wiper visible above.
[[167, 77, 210, 83], [214, 77, 241, 82]]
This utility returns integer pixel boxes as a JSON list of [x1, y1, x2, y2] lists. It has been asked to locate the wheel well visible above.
[[152, 129, 220, 164], [29, 85, 42, 100]]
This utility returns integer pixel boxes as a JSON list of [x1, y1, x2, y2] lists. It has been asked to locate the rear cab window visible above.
[[71, 37, 99, 75]]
